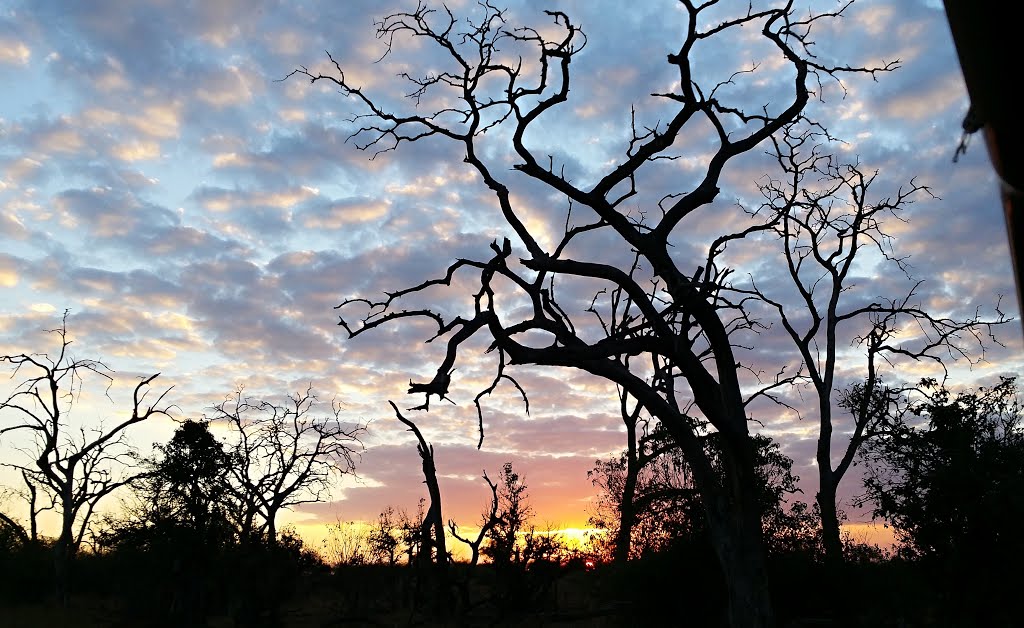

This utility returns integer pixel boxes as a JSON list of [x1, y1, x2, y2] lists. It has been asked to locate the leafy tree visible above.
[[857, 376, 1024, 624], [588, 427, 808, 560], [99, 420, 237, 626], [0, 485, 30, 550], [290, 3, 898, 624], [482, 462, 534, 568], [478, 462, 565, 613], [0, 312, 173, 605], [0, 504, 29, 553], [367, 506, 403, 566], [148, 419, 236, 535]]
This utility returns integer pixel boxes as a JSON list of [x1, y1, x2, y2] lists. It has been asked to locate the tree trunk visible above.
[[707, 446, 775, 628], [614, 419, 639, 564], [656, 393, 775, 627], [24, 473, 39, 543], [717, 530, 774, 628], [53, 531, 72, 607], [816, 478, 844, 566], [267, 511, 278, 545], [54, 489, 76, 607], [421, 449, 451, 616]]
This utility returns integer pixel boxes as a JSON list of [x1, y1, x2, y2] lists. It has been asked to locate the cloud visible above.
[[0, 254, 21, 287], [0, 36, 29, 65]]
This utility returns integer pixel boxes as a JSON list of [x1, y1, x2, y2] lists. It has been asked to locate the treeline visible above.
[[2, 345, 1022, 626], [584, 376, 1024, 626]]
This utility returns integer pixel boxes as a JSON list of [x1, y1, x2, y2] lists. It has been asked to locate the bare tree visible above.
[[290, 3, 894, 625], [747, 123, 1007, 565], [0, 312, 173, 604], [590, 255, 798, 565], [208, 386, 365, 544], [389, 401, 448, 569], [389, 401, 452, 617], [2, 469, 59, 545], [449, 471, 499, 567]]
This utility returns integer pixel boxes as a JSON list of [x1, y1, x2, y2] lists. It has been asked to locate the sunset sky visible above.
[[1, 0, 1022, 548]]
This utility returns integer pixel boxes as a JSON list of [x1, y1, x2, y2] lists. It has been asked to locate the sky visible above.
[[1, 0, 1022, 549]]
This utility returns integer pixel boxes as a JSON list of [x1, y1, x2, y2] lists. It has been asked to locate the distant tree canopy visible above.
[[858, 377, 1024, 562], [588, 427, 821, 561], [99, 420, 236, 554]]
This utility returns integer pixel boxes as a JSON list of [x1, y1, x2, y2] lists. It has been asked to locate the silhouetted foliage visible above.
[[588, 427, 817, 560], [482, 463, 534, 568], [857, 376, 1024, 625], [0, 509, 29, 552], [98, 420, 236, 626], [367, 506, 404, 566], [0, 532, 52, 607], [473, 463, 567, 615], [151, 419, 236, 532]]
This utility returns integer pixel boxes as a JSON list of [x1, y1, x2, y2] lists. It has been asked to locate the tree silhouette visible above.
[[100, 419, 237, 626], [589, 427, 805, 560], [449, 470, 499, 568], [389, 401, 451, 616], [856, 377, 1023, 623], [0, 505, 29, 549], [482, 462, 534, 569], [146, 420, 236, 533], [746, 122, 1007, 566], [3, 469, 57, 545], [208, 386, 365, 544], [0, 312, 173, 605], [290, 3, 896, 624]]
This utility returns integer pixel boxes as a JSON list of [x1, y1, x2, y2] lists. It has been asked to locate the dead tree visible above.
[[390, 401, 450, 615], [447, 471, 499, 613], [208, 386, 365, 544], [0, 312, 173, 604], [290, 3, 895, 625], [747, 122, 1007, 566], [449, 471, 499, 568], [588, 253, 797, 565]]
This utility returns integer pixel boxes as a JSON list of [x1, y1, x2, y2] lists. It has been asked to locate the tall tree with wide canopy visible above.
[[290, 3, 895, 625]]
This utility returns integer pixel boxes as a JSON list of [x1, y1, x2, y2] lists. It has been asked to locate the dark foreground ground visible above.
[[1, 555, 997, 628]]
